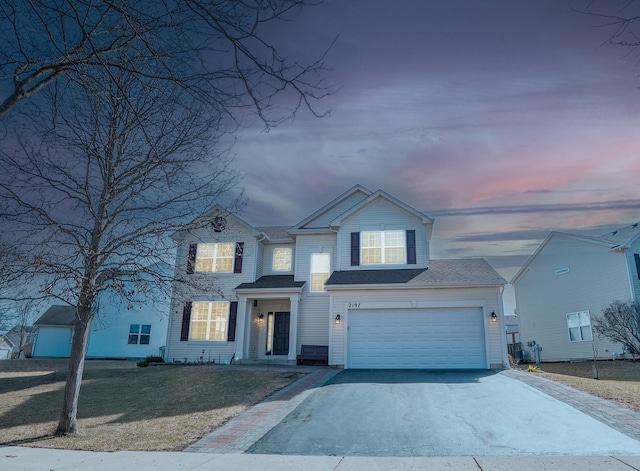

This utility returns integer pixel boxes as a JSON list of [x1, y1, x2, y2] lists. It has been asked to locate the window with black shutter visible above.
[[227, 302, 238, 341], [180, 302, 192, 341], [351, 232, 360, 266], [406, 230, 416, 265]]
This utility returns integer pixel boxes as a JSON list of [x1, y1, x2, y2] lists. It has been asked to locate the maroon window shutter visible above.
[[180, 302, 192, 341], [406, 230, 416, 265], [234, 242, 244, 274], [186, 244, 197, 274], [351, 232, 360, 266], [227, 302, 238, 341]]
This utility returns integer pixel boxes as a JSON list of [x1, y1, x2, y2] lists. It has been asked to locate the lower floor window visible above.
[[566, 310, 593, 342], [190, 301, 228, 341], [128, 324, 151, 344]]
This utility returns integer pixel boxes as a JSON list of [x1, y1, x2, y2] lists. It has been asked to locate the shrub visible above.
[[527, 365, 540, 373], [137, 355, 165, 368]]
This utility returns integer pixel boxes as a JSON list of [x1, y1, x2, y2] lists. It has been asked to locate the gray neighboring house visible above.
[[0, 335, 14, 360], [512, 222, 640, 362], [5, 324, 37, 358]]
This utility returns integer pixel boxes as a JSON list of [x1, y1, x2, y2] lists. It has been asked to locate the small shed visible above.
[[32, 305, 76, 357]]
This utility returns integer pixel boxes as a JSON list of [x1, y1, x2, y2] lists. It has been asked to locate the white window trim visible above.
[[566, 310, 593, 342], [361, 230, 406, 265], [190, 301, 229, 341], [195, 242, 235, 273], [272, 247, 293, 272], [310, 252, 331, 293]]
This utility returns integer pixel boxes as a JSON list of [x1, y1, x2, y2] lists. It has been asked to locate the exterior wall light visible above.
[[258, 313, 264, 321], [490, 312, 497, 323], [335, 314, 341, 324]]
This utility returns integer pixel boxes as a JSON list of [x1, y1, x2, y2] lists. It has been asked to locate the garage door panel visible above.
[[348, 308, 486, 369]]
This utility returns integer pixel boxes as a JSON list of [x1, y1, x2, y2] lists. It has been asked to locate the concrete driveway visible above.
[[247, 369, 640, 456]]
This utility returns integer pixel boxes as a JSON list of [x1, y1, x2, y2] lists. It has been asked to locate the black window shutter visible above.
[[180, 302, 192, 341], [406, 230, 417, 265], [635, 253, 640, 280], [227, 302, 238, 341], [186, 244, 197, 274], [234, 242, 244, 273], [351, 232, 360, 266]]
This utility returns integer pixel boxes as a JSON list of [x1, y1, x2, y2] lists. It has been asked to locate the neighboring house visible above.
[[512, 222, 640, 362], [165, 185, 508, 369], [0, 335, 14, 360], [32, 296, 169, 359], [5, 325, 37, 358]]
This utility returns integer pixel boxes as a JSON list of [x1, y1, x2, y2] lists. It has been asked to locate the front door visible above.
[[273, 312, 290, 356]]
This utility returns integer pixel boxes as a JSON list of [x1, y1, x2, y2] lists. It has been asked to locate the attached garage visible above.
[[347, 307, 486, 369]]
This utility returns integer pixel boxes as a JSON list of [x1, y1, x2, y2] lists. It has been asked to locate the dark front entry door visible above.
[[273, 312, 290, 356]]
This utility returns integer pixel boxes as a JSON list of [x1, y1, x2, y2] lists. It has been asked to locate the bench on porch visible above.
[[297, 345, 329, 365]]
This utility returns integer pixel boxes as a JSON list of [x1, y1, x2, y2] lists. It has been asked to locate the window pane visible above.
[[362, 232, 381, 248], [190, 322, 207, 340], [362, 248, 381, 264], [129, 324, 140, 334], [310, 253, 330, 292], [569, 327, 579, 341], [218, 243, 235, 257], [195, 258, 214, 272], [192, 303, 210, 320], [581, 326, 593, 341], [385, 230, 404, 246], [128, 334, 139, 344], [141, 325, 151, 334], [198, 243, 216, 258], [140, 335, 150, 345], [385, 247, 405, 263], [273, 248, 292, 271], [215, 258, 233, 272], [578, 311, 591, 326], [567, 313, 579, 328]]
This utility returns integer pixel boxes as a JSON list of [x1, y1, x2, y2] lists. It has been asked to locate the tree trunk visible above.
[[56, 305, 92, 435]]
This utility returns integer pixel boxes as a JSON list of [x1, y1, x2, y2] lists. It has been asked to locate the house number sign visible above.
[[348, 303, 361, 308]]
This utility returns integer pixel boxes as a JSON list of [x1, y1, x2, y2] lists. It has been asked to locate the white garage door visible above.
[[347, 308, 487, 369]]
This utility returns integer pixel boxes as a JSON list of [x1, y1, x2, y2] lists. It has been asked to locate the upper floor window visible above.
[[195, 242, 235, 273], [190, 301, 229, 341], [273, 248, 292, 272], [566, 311, 593, 342], [361, 230, 405, 265], [310, 253, 330, 292]]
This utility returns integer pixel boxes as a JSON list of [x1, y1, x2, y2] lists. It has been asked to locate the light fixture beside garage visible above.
[[491, 312, 497, 323], [335, 314, 341, 324]]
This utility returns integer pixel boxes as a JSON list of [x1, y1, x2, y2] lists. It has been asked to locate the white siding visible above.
[[514, 235, 631, 361], [301, 191, 369, 229], [165, 219, 259, 363], [294, 233, 337, 288], [297, 296, 330, 348], [329, 286, 504, 369], [338, 198, 428, 270]]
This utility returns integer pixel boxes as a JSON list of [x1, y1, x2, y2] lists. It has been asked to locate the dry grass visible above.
[[0, 359, 306, 451], [524, 361, 640, 413]]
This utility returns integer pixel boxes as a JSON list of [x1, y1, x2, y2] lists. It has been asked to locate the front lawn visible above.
[[523, 360, 640, 413], [0, 359, 305, 451]]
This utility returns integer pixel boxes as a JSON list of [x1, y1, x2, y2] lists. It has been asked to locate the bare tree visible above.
[[0, 2, 332, 436], [593, 300, 640, 357], [573, 1, 640, 56], [0, 0, 332, 124]]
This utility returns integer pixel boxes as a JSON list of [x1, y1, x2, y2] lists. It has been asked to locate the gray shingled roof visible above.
[[236, 275, 305, 290], [326, 259, 505, 288], [256, 226, 293, 241], [34, 305, 76, 326], [596, 222, 640, 247]]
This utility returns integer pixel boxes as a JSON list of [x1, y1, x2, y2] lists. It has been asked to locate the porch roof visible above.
[[235, 275, 306, 291]]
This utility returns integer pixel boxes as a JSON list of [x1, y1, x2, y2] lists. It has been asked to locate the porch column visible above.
[[234, 295, 249, 360], [288, 294, 300, 361]]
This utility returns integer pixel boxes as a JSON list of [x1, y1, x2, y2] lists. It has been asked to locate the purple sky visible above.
[[231, 0, 640, 286]]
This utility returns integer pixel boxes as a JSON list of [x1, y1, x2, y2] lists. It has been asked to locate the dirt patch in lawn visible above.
[[521, 361, 640, 413], [0, 359, 307, 451]]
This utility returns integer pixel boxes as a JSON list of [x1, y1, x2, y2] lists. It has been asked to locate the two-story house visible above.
[[165, 185, 507, 369], [512, 223, 640, 362]]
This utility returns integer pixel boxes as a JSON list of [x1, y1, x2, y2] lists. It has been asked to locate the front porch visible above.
[[234, 276, 305, 363]]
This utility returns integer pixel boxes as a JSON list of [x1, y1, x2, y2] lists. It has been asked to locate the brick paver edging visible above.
[[185, 368, 341, 454], [502, 369, 640, 442]]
